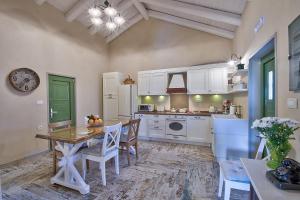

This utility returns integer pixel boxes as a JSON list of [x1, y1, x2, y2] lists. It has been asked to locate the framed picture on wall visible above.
[[289, 15, 300, 91]]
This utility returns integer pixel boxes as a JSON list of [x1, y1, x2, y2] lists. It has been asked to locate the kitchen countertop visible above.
[[135, 111, 224, 116]]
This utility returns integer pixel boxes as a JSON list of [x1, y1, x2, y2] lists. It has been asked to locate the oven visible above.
[[166, 116, 187, 137]]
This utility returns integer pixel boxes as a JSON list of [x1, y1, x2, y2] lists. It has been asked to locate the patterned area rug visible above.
[[0, 141, 248, 200]]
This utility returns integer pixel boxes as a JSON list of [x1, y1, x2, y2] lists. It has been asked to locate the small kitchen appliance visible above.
[[138, 104, 154, 112], [230, 105, 237, 115], [209, 106, 216, 113], [156, 105, 165, 112]]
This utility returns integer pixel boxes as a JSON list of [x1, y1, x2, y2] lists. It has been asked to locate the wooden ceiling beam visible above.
[[118, 0, 134, 14], [34, 0, 47, 5], [140, 0, 241, 26], [65, 0, 95, 22], [106, 14, 143, 43], [131, 0, 149, 20], [148, 11, 235, 39]]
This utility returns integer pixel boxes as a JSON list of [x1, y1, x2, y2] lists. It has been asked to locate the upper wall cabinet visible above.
[[138, 72, 167, 95], [138, 73, 151, 95], [150, 72, 167, 95], [187, 67, 228, 94], [187, 68, 208, 94], [208, 67, 228, 94]]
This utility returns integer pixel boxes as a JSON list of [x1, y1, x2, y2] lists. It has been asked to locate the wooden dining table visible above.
[[36, 119, 129, 195]]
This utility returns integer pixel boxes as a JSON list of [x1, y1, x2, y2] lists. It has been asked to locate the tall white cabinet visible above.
[[103, 72, 123, 120]]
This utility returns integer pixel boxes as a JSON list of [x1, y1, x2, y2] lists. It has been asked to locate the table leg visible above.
[[50, 141, 90, 195]]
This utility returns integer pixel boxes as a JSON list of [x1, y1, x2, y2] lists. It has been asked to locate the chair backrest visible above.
[[102, 122, 122, 156], [48, 120, 72, 132], [255, 136, 270, 160], [127, 119, 141, 141]]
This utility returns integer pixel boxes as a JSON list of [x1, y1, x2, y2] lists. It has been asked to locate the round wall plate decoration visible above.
[[8, 68, 40, 92]]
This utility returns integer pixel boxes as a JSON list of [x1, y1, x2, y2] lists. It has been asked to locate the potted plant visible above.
[[252, 117, 299, 169]]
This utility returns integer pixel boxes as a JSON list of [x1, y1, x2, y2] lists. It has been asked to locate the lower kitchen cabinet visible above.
[[148, 115, 166, 138], [134, 114, 148, 137], [135, 113, 212, 145], [187, 116, 211, 143]]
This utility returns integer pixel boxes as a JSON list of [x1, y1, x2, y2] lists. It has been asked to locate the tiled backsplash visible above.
[[189, 94, 233, 112], [140, 95, 171, 110], [140, 94, 234, 112], [170, 94, 189, 109]]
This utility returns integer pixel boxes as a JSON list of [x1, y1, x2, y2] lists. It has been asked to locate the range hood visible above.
[[167, 73, 187, 93]]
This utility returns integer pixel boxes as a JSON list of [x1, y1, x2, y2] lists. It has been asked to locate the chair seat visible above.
[[80, 144, 118, 157], [220, 160, 250, 183]]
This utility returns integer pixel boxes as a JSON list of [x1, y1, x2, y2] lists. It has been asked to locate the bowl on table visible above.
[[86, 114, 103, 128]]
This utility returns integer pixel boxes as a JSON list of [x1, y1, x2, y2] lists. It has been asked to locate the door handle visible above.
[[50, 108, 58, 119]]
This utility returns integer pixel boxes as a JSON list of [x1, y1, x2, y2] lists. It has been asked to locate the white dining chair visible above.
[[218, 136, 270, 200], [84, 115, 103, 147], [81, 122, 122, 186]]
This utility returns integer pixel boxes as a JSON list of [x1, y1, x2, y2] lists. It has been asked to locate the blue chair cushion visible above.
[[120, 134, 128, 142], [220, 160, 250, 183]]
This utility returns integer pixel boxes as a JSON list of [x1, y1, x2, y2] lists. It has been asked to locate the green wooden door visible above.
[[262, 52, 275, 117], [48, 75, 75, 126]]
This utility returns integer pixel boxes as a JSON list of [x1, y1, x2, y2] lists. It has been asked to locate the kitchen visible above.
[[1, 0, 300, 200], [103, 62, 249, 161]]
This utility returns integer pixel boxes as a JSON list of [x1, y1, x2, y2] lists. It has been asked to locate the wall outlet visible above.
[[36, 100, 43, 105], [287, 98, 298, 109]]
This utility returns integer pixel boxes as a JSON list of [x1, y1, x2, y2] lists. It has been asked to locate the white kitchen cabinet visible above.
[[187, 67, 228, 94], [149, 72, 167, 95], [103, 72, 123, 120], [138, 73, 151, 95], [134, 114, 148, 137], [138, 72, 167, 95], [187, 116, 211, 143], [147, 115, 166, 138], [103, 96, 118, 120], [187, 69, 208, 94], [208, 67, 228, 94], [103, 72, 123, 96]]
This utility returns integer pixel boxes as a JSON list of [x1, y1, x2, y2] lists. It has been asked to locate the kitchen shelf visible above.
[[228, 88, 248, 94]]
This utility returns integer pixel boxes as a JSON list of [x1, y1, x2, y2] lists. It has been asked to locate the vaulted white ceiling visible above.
[[34, 0, 247, 43]]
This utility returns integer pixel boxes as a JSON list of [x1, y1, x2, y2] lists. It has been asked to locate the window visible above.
[[268, 71, 273, 100]]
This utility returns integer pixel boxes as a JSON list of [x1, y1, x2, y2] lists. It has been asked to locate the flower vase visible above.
[[266, 140, 292, 169]]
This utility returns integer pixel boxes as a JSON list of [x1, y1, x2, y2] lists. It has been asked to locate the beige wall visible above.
[[233, 0, 300, 160], [0, 0, 108, 165], [108, 18, 233, 80]]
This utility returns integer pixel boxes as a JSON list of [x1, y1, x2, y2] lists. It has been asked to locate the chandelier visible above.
[[88, 0, 125, 32]]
